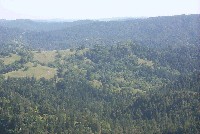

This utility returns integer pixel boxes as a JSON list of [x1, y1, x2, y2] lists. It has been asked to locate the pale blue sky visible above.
[[0, 0, 199, 20]]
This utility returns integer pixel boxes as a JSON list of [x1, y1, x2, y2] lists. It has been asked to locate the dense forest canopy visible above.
[[0, 14, 199, 50], [0, 14, 199, 133]]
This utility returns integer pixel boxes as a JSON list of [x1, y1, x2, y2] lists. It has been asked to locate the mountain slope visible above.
[[0, 14, 199, 50]]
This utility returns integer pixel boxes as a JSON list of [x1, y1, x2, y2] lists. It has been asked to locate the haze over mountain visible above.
[[0, 14, 199, 50], [0, 11, 200, 134], [0, 0, 199, 20]]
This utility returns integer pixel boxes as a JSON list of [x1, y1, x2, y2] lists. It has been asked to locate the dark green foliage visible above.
[[0, 47, 32, 74], [0, 41, 199, 133], [0, 14, 199, 50], [125, 91, 199, 133], [0, 14, 199, 133]]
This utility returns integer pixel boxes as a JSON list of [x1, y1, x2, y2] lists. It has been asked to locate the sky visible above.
[[0, 0, 199, 20]]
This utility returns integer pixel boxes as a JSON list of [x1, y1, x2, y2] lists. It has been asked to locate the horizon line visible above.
[[0, 13, 199, 21]]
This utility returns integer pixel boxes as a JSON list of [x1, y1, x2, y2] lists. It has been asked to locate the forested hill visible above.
[[0, 41, 199, 133], [0, 14, 199, 50], [0, 19, 93, 31], [0, 14, 199, 133]]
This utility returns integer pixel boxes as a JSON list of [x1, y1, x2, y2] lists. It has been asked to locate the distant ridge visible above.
[[0, 14, 199, 50]]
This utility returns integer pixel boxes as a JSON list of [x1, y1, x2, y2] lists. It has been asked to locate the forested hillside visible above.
[[0, 14, 199, 133], [0, 14, 199, 50]]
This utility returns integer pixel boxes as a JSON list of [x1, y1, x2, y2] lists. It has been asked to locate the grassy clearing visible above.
[[59, 49, 76, 58], [0, 54, 21, 65], [4, 62, 57, 79], [33, 49, 77, 64], [137, 58, 154, 67], [33, 51, 57, 64], [3, 49, 88, 79]]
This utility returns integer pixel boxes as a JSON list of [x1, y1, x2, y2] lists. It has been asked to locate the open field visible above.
[[0, 54, 21, 65], [33, 49, 77, 64], [33, 51, 57, 64], [4, 62, 57, 79]]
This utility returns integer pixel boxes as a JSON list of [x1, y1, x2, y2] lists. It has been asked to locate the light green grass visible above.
[[33, 49, 77, 64], [0, 54, 21, 65], [59, 49, 76, 58], [137, 58, 154, 67], [33, 51, 57, 64], [3, 49, 89, 79], [4, 62, 57, 80]]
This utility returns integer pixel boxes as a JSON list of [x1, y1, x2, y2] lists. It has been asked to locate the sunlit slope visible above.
[[4, 62, 56, 80]]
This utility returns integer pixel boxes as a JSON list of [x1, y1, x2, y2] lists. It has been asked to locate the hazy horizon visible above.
[[0, 0, 200, 20]]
